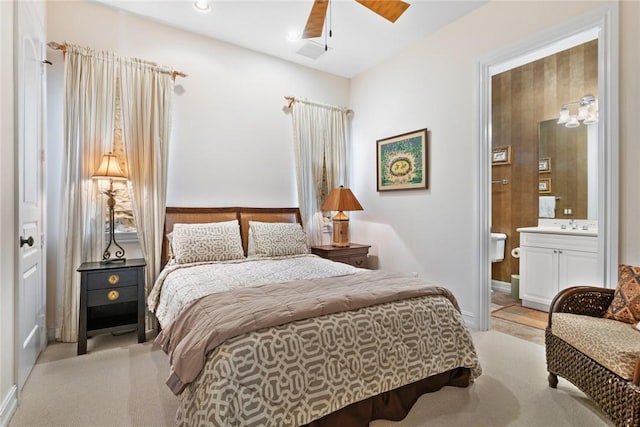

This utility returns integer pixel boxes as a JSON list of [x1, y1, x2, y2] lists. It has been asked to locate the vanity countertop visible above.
[[516, 226, 598, 237]]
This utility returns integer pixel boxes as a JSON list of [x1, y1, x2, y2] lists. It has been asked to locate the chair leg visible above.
[[548, 372, 558, 388]]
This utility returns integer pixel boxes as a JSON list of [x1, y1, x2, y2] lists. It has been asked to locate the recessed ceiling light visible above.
[[194, 0, 210, 12]]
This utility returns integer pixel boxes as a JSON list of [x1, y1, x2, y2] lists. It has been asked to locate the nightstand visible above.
[[77, 258, 146, 355], [311, 244, 371, 268]]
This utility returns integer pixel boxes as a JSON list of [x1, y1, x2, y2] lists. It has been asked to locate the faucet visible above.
[[569, 219, 578, 230]]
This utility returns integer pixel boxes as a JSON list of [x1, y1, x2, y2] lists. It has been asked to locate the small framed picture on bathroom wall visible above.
[[492, 146, 511, 165], [539, 157, 551, 173], [539, 178, 552, 194]]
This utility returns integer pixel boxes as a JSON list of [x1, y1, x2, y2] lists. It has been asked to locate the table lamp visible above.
[[92, 152, 128, 264], [321, 186, 363, 247]]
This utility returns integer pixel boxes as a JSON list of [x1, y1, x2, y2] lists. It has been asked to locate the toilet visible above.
[[490, 233, 507, 262]]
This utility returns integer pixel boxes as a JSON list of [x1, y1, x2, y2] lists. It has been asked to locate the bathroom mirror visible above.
[[538, 118, 598, 220]]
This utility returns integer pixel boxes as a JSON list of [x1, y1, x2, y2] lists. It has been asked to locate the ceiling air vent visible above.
[[296, 41, 332, 60]]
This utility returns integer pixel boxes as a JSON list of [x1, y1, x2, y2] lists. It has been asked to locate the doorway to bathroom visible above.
[[490, 37, 598, 327], [476, 4, 619, 332]]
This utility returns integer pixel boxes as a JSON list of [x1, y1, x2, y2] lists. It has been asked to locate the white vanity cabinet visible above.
[[518, 229, 600, 311]]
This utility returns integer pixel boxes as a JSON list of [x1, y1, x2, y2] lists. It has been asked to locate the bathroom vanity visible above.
[[517, 223, 600, 311]]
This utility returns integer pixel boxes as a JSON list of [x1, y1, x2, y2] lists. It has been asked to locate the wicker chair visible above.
[[546, 286, 640, 426]]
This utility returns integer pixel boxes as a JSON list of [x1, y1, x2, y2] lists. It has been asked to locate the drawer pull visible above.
[[108, 274, 120, 285], [107, 290, 120, 301]]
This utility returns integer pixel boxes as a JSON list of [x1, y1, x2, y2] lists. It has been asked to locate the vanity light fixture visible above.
[[194, 0, 210, 12], [557, 95, 598, 128]]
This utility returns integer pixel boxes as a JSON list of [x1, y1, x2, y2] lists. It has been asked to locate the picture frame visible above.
[[539, 157, 551, 173], [492, 146, 511, 165], [376, 128, 428, 191], [539, 178, 552, 194]]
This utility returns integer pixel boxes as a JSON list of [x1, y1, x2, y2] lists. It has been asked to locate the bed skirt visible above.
[[304, 367, 472, 427]]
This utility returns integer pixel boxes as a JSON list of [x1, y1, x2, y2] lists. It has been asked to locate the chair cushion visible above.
[[604, 264, 640, 324], [552, 313, 640, 381]]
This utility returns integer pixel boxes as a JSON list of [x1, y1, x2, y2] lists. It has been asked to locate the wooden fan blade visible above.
[[355, 0, 410, 23], [302, 0, 329, 39]]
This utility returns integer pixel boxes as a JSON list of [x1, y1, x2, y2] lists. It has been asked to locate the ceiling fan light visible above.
[[286, 30, 301, 42]]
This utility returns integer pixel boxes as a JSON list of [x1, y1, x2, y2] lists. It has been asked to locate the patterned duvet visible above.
[[148, 255, 481, 426], [148, 254, 363, 328]]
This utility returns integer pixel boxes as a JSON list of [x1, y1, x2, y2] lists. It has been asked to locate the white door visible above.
[[17, 1, 46, 391]]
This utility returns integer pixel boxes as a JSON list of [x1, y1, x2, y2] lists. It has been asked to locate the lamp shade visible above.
[[92, 152, 127, 180], [321, 186, 363, 212]]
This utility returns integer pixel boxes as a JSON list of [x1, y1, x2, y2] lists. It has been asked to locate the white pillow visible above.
[[249, 221, 310, 257], [171, 220, 244, 264]]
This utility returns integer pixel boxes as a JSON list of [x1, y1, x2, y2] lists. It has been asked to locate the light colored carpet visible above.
[[491, 304, 548, 330], [9, 329, 613, 427]]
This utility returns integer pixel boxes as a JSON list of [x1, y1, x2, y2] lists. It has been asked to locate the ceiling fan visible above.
[[302, 0, 411, 39]]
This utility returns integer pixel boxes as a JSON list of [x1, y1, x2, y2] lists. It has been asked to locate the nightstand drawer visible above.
[[328, 254, 367, 268], [87, 285, 138, 307], [311, 244, 370, 269], [86, 269, 138, 290], [342, 255, 367, 268]]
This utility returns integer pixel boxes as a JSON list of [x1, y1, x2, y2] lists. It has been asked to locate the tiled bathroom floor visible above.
[[491, 289, 545, 345]]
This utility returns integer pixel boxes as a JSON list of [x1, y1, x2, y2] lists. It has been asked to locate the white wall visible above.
[[45, 1, 349, 333], [0, 1, 16, 425], [43, 0, 640, 334], [349, 0, 640, 325], [619, 0, 640, 262]]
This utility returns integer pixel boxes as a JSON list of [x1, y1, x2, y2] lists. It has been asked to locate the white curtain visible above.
[[291, 97, 349, 245], [119, 59, 174, 328], [59, 45, 117, 342]]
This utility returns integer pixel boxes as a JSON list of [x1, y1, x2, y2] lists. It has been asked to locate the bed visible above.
[[148, 207, 481, 426]]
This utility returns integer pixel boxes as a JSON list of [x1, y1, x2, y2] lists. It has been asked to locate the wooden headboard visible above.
[[162, 207, 302, 268]]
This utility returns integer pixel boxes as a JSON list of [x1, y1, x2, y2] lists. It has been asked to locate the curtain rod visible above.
[[46, 41, 187, 80], [284, 96, 352, 115]]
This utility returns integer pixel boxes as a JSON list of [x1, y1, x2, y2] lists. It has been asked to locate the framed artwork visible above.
[[539, 157, 551, 173], [376, 128, 428, 191], [492, 146, 511, 165], [539, 178, 552, 194]]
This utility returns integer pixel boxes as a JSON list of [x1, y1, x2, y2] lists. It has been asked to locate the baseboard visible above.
[[461, 310, 476, 330], [491, 280, 511, 293], [0, 385, 17, 427]]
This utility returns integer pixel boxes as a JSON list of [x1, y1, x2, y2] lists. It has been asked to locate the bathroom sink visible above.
[[516, 226, 598, 237]]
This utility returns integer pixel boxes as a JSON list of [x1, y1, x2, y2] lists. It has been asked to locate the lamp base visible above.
[[101, 190, 127, 265], [331, 218, 351, 247]]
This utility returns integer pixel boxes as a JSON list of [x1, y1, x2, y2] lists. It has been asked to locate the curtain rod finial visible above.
[[285, 96, 295, 109]]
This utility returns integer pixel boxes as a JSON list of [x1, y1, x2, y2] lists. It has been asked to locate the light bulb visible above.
[[565, 116, 580, 128], [557, 106, 570, 124], [584, 113, 598, 125], [578, 106, 589, 120]]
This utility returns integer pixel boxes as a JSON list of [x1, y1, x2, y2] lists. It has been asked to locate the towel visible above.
[[539, 196, 556, 218]]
